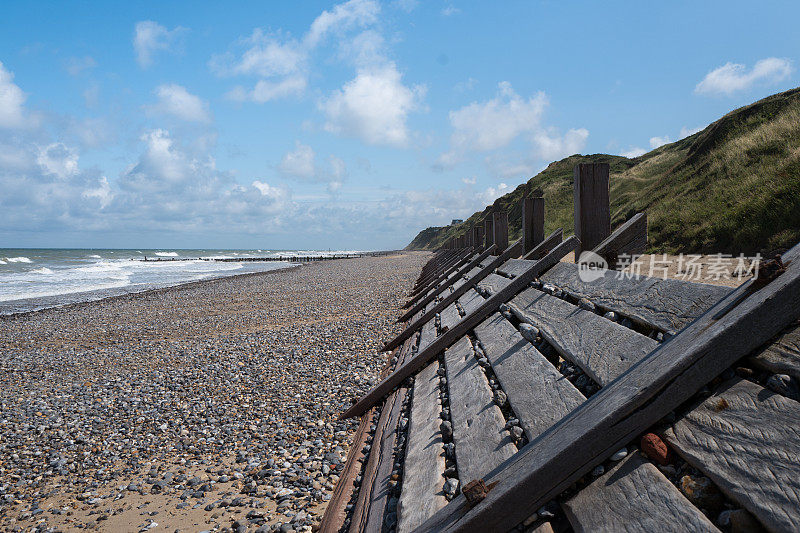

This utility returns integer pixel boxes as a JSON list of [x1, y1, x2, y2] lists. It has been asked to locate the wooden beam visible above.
[[592, 212, 647, 268], [399, 247, 497, 322], [383, 240, 523, 353], [573, 163, 610, 256], [474, 225, 485, 251], [522, 229, 563, 261], [417, 242, 800, 532], [523, 194, 545, 255], [492, 211, 509, 254], [484, 216, 495, 251], [342, 236, 578, 420]]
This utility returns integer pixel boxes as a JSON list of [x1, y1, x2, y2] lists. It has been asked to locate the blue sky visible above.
[[1, 0, 798, 250]]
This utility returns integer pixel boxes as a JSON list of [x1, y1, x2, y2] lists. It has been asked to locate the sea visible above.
[[0, 248, 360, 315]]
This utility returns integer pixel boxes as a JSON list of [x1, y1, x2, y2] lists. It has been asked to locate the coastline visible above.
[[0, 251, 431, 532]]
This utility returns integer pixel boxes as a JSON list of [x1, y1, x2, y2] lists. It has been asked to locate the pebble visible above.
[[0, 253, 427, 531], [609, 448, 628, 461], [766, 374, 800, 401], [640, 433, 671, 465], [518, 323, 539, 342], [680, 475, 725, 514], [591, 465, 605, 477]]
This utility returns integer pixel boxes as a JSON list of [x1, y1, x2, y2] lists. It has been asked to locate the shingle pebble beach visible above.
[[0, 252, 429, 533]]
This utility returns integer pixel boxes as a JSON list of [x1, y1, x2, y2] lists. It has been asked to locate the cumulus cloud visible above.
[[0, 61, 28, 129], [37, 143, 79, 179], [212, 0, 379, 103], [134, 21, 186, 68], [649, 135, 671, 149], [279, 141, 316, 179], [147, 84, 211, 123], [679, 125, 704, 138], [321, 63, 424, 147], [695, 57, 792, 96], [532, 128, 589, 160], [620, 147, 646, 158]]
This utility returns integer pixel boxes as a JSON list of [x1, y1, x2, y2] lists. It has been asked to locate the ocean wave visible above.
[[0, 260, 6, 265], [155, 252, 179, 257], [31, 267, 54, 274], [88, 254, 102, 259], [5, 256, 32, 263]]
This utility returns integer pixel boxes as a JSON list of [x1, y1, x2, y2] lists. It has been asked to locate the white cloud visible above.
[[148, 84, 211, 123], [695, 57, 792, 96], [679, 125, 703, 138], [392, 0, 418, 12], [321, 63, 425, 147], [532, 128, 589, 160], [481, 182, 511, 204], [649, 136, 671, 149], [134, 21, 185, 68], [0, 61, 27, 129], [461, 176, 476, 185], [448, 82, 547, 153], [442, 5, 461, 16], [305, 0, 380, 48], [279, 141, 316, 179], [82, 176, 114, 208], [37, 143, 79, 179], [620, 147, 646, 158], [227, 76, 307, 103], [65, 56, 96, 76]]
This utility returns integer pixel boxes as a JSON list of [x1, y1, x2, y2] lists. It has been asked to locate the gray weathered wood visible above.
[[440, 302, 462, 328], [458, 289, 485, 316], [540, 262, 731, 335], [592, 212, 647, 268], [343, 237, 577, 420], [477, 273, 513, 296], [498, 258, 537, 279], [574, 162, 610, 256], [474, 313, 585, 441], [402, 247, 496, 317], [749, 322, 800, 380], [416, 242, 800, 532], [562, 453, 718, 533], [498, 231, 563, 278], [493, 211, 509, 253], [382, 240, 522, 353], [510, 288, 659, 386], [523, 195, 545, 255], [485, 216, 495, 251], [664, 378, 800, 533], [444, 335, 516, 484], [397, 359, 448, 533]]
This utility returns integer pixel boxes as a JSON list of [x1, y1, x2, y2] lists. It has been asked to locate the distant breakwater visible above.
[[139, 251, 400, 263]]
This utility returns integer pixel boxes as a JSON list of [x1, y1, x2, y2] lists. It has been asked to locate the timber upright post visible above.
[[492, 210, 509, 253], [523, 189, 545, 255], [574, 162, 611, 256], [484, 215, 495, 252], [473, 225, 485, 251]]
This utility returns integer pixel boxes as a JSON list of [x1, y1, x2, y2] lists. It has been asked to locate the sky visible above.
[[1, 1, 799, 250]]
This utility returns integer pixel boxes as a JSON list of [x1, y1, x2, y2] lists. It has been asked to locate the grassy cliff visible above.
[[407, 87, 800, 254]]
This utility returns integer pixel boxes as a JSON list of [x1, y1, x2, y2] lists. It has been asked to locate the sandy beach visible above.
[[0, 252, 430, 533]]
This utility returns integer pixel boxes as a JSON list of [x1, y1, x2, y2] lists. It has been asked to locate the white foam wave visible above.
[[0, 260, 6, 265], [31, 267, 53, 274], [6, 257, 32, 263], [88, 254, 102, 259], [155, 252, 179, 257]]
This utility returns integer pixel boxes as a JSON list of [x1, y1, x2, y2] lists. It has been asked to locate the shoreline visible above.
[[0, 252, 431, 532], [0, 263, 302, 319]]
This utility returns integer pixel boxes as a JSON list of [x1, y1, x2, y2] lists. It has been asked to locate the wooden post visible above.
[[574, 163, 611, 256], [522, 190, 545, 254], [492, 211, 508, 253], [466, 229, 473, 248], [484, 216, 495, 252], [473, 226, 485, 251]]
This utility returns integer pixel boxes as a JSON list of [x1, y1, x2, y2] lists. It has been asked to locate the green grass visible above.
[[407, 87, 800, 255]]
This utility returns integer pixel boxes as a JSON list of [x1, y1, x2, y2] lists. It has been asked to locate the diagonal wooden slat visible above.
[[342, 237, 578, 420], [417, 242, 800, 532]]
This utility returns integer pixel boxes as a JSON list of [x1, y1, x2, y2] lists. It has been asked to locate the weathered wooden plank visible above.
[[749, 322, 800, 380], [343, 237, 578, 420], [444, 335, 516, 485], [498, 230, 564, 277], [457, 289, 485, 316], [523, 195, 545, 255], [416, 243, 800, 532], [411, 250, 469, 297], [664, 378, 800, 532], [562, 453, 718, 533], [418, 317, 438, 353], [382, 240, 522, 353], [477, 273, 513, 296], [397, 359, 448, 533], [574, 162, 610, 256], [510, 288, 659, 386], [440, 302, 462, 329], [463, 266, 484, 279], [497, 258, 536, 279], [402, 248, 495, 315], [474, 313, 585, 441], [592, 212, 648, 268], [493, 211, 509, 252], [540, 262, 731, 335]]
